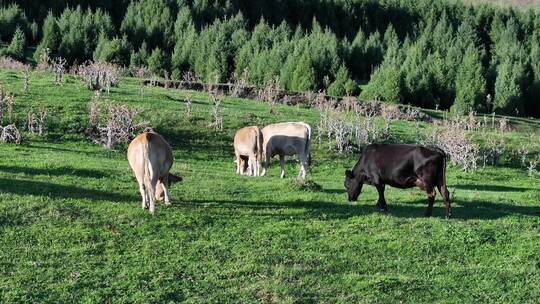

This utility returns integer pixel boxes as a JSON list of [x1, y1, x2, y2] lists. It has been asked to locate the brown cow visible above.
[[233, 126, 263, 176], [127, 128, 182, 214]]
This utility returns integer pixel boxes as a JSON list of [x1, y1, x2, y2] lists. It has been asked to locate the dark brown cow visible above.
[[344, 144, 451, 218]]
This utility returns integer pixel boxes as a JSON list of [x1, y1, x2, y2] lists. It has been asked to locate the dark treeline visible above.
[[0, 0, 539, 117]]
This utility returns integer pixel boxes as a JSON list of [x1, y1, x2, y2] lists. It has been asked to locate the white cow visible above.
[[261, 122, 311, 179], [233, 126, 263, 176], [127, 128, 182, 214]]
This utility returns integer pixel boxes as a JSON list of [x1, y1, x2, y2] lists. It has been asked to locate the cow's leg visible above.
[[148, 176, 158, 214], [249, 154, 258, 177], [376, 185, 388, 212], [279, 155, 285, 178], [161, 175, 171, 205], [298, 153, 308, 179], [437, 185, 452, 218], [235, 153, 241, 175], [140, 184, 148, 209], [135, 175, 148, 209], [261, 154, 270, 176], [425, 188, 436, 217]]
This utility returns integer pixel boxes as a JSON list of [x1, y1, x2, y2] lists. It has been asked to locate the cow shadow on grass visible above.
[[176, 197, 540, 221], [0, 165, 110, 179], [0, 178, 136, 203]]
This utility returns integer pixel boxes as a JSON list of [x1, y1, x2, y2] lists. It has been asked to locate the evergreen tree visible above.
[[452, 45, 487, 114], [5, 26, 25, 60], [130, 41, 149, 68], [148, 47, 169, 76], [290, 51, 316, 92], [494, 58, 526, 115], [328, 64, 357, 96], [94, 34, 133, 66]]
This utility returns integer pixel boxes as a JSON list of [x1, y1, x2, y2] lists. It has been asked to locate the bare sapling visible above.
[[0, 56, 26, 71], [134, 66, 149, 96], [86, 92, 146, 149], [0, 124, 22, 144], [102, 104, 146, 149], [423, 116, 479, 171], [209, 93, 223, 131], [76, 61, 121, 92], [51, 57, 67, 85], [6, 93, 14, 124], [527, 156, 538, 177], [258, 77, 280, 114], [22, 65, 30, 95], [230, 68, 249, 97], [481, 137, 505, 167], [185, 93, 193, 120]]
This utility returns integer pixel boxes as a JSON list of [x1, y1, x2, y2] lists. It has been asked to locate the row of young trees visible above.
[[0, 0, 539, 117]]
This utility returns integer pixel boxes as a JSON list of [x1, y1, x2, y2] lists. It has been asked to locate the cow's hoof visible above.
[[379, 208, 388, 213]]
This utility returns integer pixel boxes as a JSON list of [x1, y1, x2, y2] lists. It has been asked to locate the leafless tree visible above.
[[230, 68, 249, 97], [133, 66, 149, 96], [0, 124, 22, 144], [50, 57, 67, 85], [22, 66, 30, 95], [209, 93, 223, 131], [98, 104, 146, 149], [422, 117, 479, 171], [527, 156, 538, 177], [185, 93, 193, 120], [76, 61, 121, 92], [257, 77, 280, 113], [5, 93, 14, 124], [0, 56, 26, 71]]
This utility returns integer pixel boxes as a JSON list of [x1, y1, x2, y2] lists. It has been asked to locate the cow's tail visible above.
[[142, 135, 155, 207], [256, 127, 263, 174], [305, 123, 312, 166]]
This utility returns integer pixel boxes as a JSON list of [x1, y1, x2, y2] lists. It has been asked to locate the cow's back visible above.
[[262, 122, 310, 157], [234, 126, 261, 155], [128, 132, 173, 178]]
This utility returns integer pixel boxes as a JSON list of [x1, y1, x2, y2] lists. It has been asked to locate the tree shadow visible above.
[[0, 178, 136, 203], [157, 127, 232, 160], [0, 165, 110, 179], [453, 184, 537, 192], [172, 197, 540, 221]]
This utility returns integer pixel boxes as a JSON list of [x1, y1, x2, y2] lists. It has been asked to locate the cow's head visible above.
[[344, 169, 364, 201], [155, 173, 183, 201]]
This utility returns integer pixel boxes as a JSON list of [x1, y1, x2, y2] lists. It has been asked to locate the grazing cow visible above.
[[344, 144, 451, 218], [127, 128, 182, 214], [233, 126, 263, 176], [261, 122, 311, 179]]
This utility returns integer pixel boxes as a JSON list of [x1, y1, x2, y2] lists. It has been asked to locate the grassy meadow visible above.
[[1, 69, 540, 303]]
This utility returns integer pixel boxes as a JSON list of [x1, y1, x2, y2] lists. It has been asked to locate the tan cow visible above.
[[261, 122, 311, 179], [233, 126, 263, 176], [127, 128, 182, 214]]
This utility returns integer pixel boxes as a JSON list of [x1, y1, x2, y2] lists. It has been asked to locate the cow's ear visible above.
[[169, 173, 183, 184], [345, 170, 354, 178]]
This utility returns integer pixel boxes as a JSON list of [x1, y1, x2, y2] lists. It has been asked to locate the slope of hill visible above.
[[0, 68, 539, 302]]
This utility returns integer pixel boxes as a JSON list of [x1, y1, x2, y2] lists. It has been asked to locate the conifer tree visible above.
[[5, 26, 25, 60], [452, 45, 487, 114]]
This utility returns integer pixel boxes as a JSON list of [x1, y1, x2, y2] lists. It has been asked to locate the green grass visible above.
[[1, 69, 540, 303]]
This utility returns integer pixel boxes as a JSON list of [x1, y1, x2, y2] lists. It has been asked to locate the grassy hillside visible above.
[[1, 69, 539, 303], [462, 0, 540, 8]]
